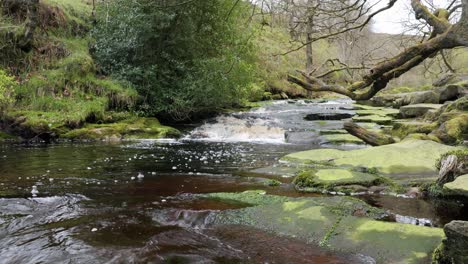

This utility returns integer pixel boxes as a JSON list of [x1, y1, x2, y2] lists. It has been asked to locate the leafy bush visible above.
[[92, 0, 257, 120], [0, 69, 16, 110]]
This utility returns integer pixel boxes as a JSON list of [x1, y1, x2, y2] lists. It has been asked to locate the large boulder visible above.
[[399, 103, 443, 118], [360, 82, 468, 108], [433, 221, 468, 264], [444, 174, 468, 197]]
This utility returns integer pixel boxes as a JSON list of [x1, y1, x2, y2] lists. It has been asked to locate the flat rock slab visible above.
[[282, 139, 456, 176], [304, 113, 354, 121], [355, 108, 400, 117], [321, 134, 364, 145], [205, 191, 444, 264], [399, 104, 443, 118], [352, 114, 393, 125], [307, 169, 378, 186], [444, 174, 468, 197]]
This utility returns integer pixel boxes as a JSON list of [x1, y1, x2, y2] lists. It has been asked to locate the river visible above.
[[0, 100, 466, 263]]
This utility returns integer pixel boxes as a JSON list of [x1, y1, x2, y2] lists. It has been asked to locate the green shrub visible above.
[[0, 69, 16, 110], [92, 0, 258, 120]]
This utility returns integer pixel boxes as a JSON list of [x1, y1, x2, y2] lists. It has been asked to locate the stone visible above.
[[320, 134, 364, 145], [304, 112, 354, 121], [294, 169, 379, 190], [282, 139, 457, 176], [444, 174, 468, 197], [434, 221, 468, 264], [399, 104, 443, 118], [352, 115, 393, 125], [206, 192, 444, 264]]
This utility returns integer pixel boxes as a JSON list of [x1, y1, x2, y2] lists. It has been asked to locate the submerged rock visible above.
[[304, 113, 354, 121], [205, 191, 444, 264], [282, 139, 456, 175]]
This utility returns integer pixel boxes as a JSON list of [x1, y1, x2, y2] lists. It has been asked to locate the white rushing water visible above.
[[188, 115, 286, 144], [185, 99, 356, 144]]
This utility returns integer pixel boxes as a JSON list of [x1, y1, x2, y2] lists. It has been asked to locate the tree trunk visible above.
[[344, 122, 395, 146], [437, 155, 468, 186], [306, 17, 313, 73]]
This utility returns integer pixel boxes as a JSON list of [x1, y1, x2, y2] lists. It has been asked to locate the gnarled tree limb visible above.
[[288, 0, 468, 100]]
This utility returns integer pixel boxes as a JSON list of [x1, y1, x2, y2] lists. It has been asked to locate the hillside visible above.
[[0, 0, 178, 141]]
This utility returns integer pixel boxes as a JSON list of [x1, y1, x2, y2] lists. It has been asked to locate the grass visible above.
[[1, 0, 140, 138]]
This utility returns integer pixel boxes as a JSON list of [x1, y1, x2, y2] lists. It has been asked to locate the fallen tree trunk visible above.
[[344, 122, 396, 146]]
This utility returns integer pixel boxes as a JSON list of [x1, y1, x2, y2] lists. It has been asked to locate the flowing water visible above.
[[0, 100, 466, 263]]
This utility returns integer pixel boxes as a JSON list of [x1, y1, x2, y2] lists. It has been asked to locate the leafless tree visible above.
[[287, 0, 467, 100]]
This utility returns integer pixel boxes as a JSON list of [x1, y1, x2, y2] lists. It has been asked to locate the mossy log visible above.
[[344, 121, 395, 146]]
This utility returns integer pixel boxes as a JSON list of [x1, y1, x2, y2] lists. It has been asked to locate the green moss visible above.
[[266, 179, 281, 186], [208, 192, 443, 263], [444, 113, 468, 143], [294, 169, 379, 191], [201, 190, 288, 206], [443, 174, 468, 197], [355, 108, 399, 117], [322, 134, 364, 144], [0, 131, 15, 140], [382, 84, 433, 94], [283, 140, 457, 175], [392, 121, 438, 139], [319, 129, 348, 135], [63, 117, 180, 140]]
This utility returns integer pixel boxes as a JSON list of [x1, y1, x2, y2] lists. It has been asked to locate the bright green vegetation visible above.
[[283, 139, 456, 175], [294, 169, 380, 190], [92, 0, 259, 120], [0, 69, 15, 111], [207, 191, 444, 263], [321, 134, 364, 144], [0, 0, 144, 140]]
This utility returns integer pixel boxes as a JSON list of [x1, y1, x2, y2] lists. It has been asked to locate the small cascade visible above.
[[186, 99, 356, 145], [187, 115, 285, 143]]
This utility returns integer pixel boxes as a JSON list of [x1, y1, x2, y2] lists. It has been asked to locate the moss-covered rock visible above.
[[282, 139, 457, 176], [294, 169, 380, 192], [399, 104, 443, 118], [321, 134, 364, 145], [392, 121, 437, 140], [207, 191, 444, 264], [352, 114, 393, 125], [443, 174, 468, 197], [355, 108, 400, 117], [433, 221, 468, 264], [63, 117, 181, 141]]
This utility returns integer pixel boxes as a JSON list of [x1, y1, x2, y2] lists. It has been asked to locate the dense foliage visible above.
[[92, 0, 259, 120]]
